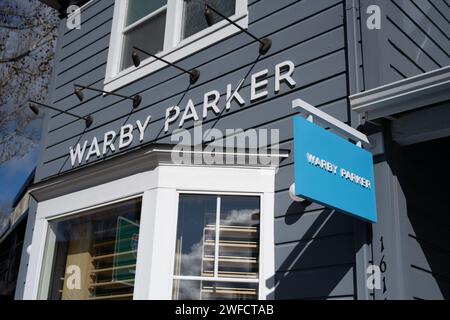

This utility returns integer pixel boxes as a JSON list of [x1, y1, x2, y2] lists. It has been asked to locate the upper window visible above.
[[105, 0, 248, 91], [121, 0, 168, 70], [181, 0, 236, 40]]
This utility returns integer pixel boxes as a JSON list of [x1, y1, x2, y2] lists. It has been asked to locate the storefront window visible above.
[[38, 198, 141, 300], [173, 194, 260, 300], [182, 0, 236, 40]]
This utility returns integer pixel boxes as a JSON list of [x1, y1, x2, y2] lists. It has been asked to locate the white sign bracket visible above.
[[292, 99, 370, 148]]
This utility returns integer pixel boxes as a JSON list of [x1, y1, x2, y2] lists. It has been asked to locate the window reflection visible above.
[[173, 194, 260, 300]]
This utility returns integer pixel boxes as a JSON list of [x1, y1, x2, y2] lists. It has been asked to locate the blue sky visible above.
[[0, 146, 38, 216]]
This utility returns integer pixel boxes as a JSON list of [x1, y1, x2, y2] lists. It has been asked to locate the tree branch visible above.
[[0, 25, 57, 63], [0, 23, 29, 30]]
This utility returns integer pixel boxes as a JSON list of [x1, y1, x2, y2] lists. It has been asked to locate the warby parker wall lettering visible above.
[[69, 60, 297, 167], [69, 116, 152, 166]]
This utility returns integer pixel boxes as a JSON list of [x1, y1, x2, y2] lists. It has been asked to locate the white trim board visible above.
[[350, 66, 450, 121]]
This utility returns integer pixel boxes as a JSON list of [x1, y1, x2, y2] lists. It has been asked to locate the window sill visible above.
[[104, 13, 249, 93]]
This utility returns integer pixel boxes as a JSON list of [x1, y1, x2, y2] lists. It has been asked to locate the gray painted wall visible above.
[[37, 0, 352, 178], [372, 131, 450, 300], [359, 0, 450, 90], [30, 0, 365, 300]]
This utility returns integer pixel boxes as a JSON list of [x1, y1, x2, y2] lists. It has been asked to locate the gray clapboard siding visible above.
[[275, 190, 326, 217], [430, 0, 450, 26], [51, 0, 342, 102], [61, 3, 114, 49], [392, 0, 450, 57], [45, 46, 347, 150], [34, 0, 362, 300], [251, 97, 349, 149], [389, 1, 449, 67], [360, 0, 450, 89], [39, 75, 348, 178], [44, 72, 348, 174], [49, 0, 344, 125], [388, 137, 450, 300], [275, 211, 354, 244], [55, 50, 109, 89], [387, 18, 441, 72], [409, 267, 450, 300], [411, 0, 450, 39], [405, 208, 450, 248], [275, 266, 355, 299], [388, 45, 424, 78], [48, 24, 346, 133], [36, 0, 348, 173], [62, 0, 114, 36], [275, 165, 295, 193], [407, 235, 450, 280], [60, 23, 112, 68]]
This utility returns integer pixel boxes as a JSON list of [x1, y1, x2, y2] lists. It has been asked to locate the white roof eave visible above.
[[350, 66, 450, 120]]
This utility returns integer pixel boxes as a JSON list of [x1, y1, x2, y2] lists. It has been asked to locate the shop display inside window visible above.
[[173, 194, 260, 300], [38, 198, 141, 300], [120, 0, 237, 71]]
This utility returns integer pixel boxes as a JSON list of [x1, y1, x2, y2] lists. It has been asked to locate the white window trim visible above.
[[23, 164, 275, 300], [104, 0, 249, 92]]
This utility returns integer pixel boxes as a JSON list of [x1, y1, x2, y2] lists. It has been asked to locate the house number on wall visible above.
[[366, 236, 388, 295]]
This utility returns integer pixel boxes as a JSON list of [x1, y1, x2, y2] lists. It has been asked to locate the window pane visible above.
[[126, 0, 167, 26], [174, 195, 217, 277], [121, 9, 166, 70], [173, 280, 258, 300], [219, 196, 260, 279], [173, 194, 260, 300], [38, 198, 141, 300], [182, 0, 236, 40]]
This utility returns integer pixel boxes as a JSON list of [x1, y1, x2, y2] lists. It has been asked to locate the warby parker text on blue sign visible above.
[[293, 116, 377, 223]]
